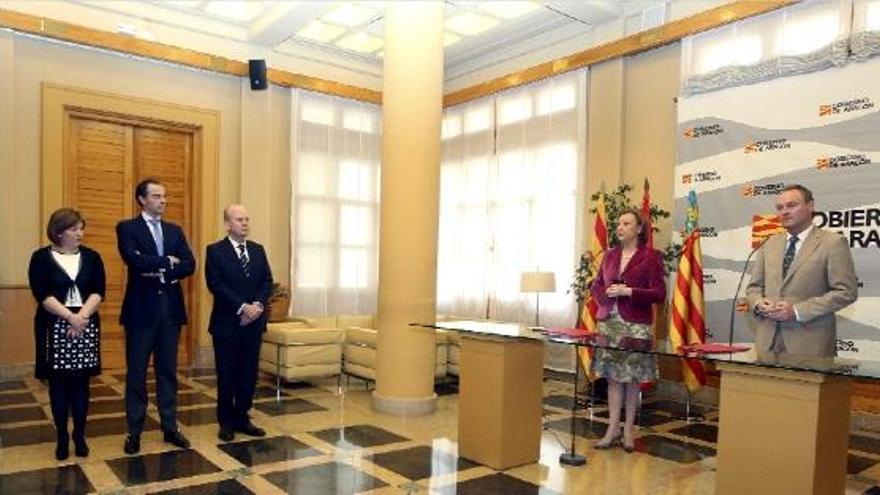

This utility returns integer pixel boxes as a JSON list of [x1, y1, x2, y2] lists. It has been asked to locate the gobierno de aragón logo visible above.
[[744, 138, 791, 154], [816, 154, 872, 170], [741, 182, 785, 198], [683, 123, 724, 139], [819, 97, 875, 117]]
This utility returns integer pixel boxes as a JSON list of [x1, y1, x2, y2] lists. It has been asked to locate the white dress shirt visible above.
[[51, 251, 83, 306], [227, 237, 261, 315], [785, 224, 813, 322]]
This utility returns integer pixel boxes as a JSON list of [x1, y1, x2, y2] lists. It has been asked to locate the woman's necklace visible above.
[[52, 247, 80, 255]]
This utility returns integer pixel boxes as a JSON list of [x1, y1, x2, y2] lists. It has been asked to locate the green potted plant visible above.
[[569, 183, 681, 311]]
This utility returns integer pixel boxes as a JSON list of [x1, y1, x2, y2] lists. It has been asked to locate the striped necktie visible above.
[[773, 235, 801, 346], [782, 236, 798, 279], [237, 244, 250, 277]]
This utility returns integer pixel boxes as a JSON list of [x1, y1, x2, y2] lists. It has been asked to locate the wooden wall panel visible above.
[[64, 120, 197, 368], [67, 117, 132, 369], [133, 127, 195, 364], [0, 287, 36, 368]]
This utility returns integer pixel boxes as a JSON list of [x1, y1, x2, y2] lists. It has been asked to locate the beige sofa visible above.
[[259, 318, 344, 383], [260, 315, 454, 388], [343, 324, 450, 382], [446, 329, 461, 376]]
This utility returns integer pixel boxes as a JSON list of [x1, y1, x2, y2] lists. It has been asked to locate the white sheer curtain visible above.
[[855, 0, 880, 31], [289, 90, 381, 316], [853, 0, 880, 59], [437, 97, 495, 319], [437, 71, 587, 330], [681, 0, 852, 95]]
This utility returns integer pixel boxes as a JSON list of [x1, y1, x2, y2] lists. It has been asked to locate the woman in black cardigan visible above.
[[28, 208, 105, 461]]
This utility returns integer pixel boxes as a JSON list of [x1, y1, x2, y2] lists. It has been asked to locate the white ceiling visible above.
[[4, 1, 725, 90]]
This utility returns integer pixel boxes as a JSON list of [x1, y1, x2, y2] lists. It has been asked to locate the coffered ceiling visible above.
[[3, 1, 725, 89]]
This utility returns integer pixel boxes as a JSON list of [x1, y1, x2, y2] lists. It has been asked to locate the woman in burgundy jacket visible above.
[[590, 208, 666, 452]]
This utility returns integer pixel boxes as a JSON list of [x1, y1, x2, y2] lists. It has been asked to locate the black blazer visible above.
[[116, 216, 195, 327], [28, 245, 106, 378], [29, 244, 107, 320], [205, 239, 273, 336]]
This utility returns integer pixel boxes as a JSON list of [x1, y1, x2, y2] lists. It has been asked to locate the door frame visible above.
[[42, 83, 220, 366]]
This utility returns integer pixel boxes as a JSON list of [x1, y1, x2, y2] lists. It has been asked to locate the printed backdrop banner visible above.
[[675, 58, 880, 359]]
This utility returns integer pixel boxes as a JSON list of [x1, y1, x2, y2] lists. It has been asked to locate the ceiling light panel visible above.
[[203, 1, 264, 22], [445, 12, 500, 36], [322, 2, 379, 27], [297, 20, 346, 43], [336, 31, 384, 53], [476, 1, 541, 20], [159, 0, 204, 8]]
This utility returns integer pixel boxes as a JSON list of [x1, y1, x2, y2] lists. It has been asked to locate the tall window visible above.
[[438, 71, 587, 328], [290, 90, 380, 315]]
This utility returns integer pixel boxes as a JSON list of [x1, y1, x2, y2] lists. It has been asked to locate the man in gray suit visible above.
[[746, 184, 858, 357]]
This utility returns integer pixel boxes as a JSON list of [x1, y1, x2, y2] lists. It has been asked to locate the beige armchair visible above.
[[446, 330, 461, 377], [259, 318, 344, 393], [342, 322, 449, 384], [435, 314, 461, 377], [260, 315, 452, 395]]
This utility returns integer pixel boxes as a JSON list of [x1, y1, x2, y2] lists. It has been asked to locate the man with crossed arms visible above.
[[117, 178, 195, 454]]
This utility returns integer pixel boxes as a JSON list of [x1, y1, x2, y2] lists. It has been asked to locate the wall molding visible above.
[[1, 2, 795, 107], [0, 8, 381, 104]]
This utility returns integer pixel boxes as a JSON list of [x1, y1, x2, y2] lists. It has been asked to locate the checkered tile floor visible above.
[[2, 370, 880, 494]]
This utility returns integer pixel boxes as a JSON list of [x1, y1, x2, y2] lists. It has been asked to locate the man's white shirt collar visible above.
[[787, 224, 813, 244], [228, 237, 247, 251], [141, 212, 161, 223]]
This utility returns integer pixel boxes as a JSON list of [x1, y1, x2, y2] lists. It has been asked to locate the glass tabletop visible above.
[[412, 319, 880, 381]]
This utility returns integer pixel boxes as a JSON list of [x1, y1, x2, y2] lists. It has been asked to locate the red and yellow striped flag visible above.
[[669, 189, 707, 391], [579, 192, 608, 378], [642, 178, 653, 249]]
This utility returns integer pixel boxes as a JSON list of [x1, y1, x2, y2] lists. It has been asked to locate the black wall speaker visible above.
[[248, 59, 268, 90]]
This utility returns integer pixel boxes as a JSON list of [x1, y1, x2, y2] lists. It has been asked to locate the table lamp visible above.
[[520, 271, 556, 326]]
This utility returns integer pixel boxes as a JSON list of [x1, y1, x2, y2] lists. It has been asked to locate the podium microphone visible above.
[[728, 235, 771, 348]]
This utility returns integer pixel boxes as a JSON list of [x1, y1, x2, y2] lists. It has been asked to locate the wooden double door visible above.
[[65, 111, 196, 370]]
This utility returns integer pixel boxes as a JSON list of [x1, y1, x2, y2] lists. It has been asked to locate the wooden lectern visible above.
[[457, 336, 544, 470], [716, 363, 851, 495]]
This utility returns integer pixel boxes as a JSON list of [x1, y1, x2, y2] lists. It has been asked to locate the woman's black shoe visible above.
[[74, 437, 89, 457], [55, 435, 70, 461]]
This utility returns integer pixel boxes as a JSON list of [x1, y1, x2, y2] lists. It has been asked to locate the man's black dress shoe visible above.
[[163, 429, 191, 449], [235, 422, 266, 437], [218, 425, 235, 442], [124, 434, 140, 455]]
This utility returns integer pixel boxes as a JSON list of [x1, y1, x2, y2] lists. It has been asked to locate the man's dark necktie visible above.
[[773, 235, 800, 342], [237, 244, 250, 277], [782, 236, 798, 279]]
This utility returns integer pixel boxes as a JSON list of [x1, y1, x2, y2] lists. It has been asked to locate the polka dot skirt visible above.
[[48, 317, 100, 374]]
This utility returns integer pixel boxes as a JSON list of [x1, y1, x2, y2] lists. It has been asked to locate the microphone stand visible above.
[[728, 236, 770, 349], [559, 347, 587, 466]]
